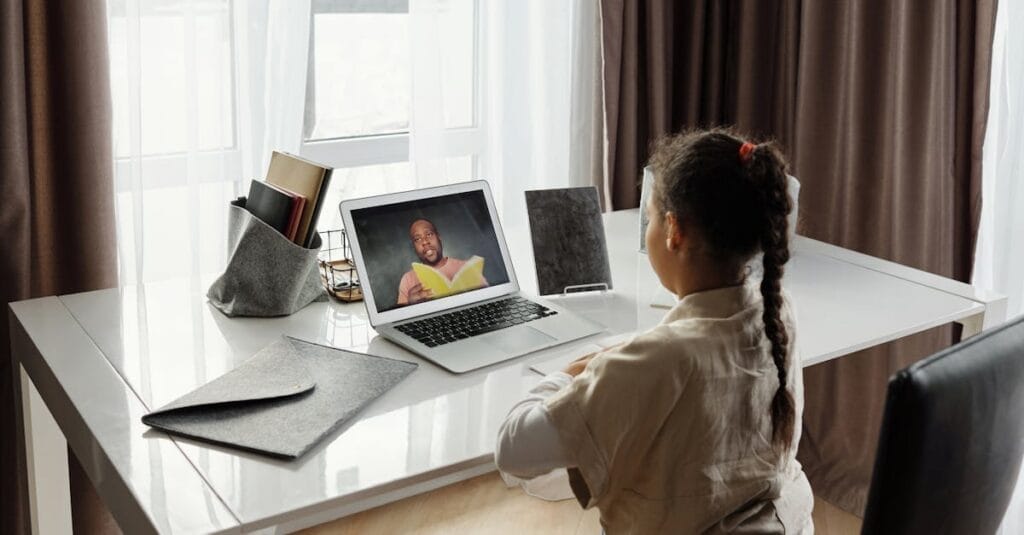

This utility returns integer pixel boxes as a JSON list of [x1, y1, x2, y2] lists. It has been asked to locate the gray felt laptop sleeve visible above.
[[142, 337, 418, 459]]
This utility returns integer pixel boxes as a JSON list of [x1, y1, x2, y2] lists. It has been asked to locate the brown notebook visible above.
[[265, 151, 333, 247]]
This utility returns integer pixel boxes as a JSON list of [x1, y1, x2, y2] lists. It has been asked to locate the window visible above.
[[108, 0, 483, 282], [301, 0, 482, 232], [306, 1, 410, 139], [109, 0, 479, 191], [108, 0, 247, 282], [108, 0, 241, 192]]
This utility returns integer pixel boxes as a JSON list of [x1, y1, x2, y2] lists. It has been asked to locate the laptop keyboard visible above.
[[394, 296, 558, 347]]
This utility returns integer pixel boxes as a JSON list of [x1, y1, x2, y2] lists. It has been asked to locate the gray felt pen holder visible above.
[[207, 198, 326, 317]]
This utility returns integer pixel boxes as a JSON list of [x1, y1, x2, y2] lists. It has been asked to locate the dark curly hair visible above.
[[648, 128, 794, 450]]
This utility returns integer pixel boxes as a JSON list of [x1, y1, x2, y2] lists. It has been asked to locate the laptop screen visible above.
[[349, 189, 512, 314]]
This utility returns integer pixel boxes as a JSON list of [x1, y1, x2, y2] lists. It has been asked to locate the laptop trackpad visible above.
[[482, 326, 556, 355]]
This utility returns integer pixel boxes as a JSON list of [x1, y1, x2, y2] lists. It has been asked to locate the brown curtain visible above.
[[601, 0, 997, 515], [602, 0, 802, 209], [1, 1, 120, 533], [791, 1, 996, 514]]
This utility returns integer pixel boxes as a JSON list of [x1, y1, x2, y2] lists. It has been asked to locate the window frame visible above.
[[299, 0, 483, 175]]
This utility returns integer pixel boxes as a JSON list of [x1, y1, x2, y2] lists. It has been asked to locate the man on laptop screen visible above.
[[350, 189, 510, 313], [398, 218, 489, 305]]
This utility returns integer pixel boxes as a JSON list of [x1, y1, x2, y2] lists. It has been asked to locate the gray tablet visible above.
[[525, 186, 612, 296]]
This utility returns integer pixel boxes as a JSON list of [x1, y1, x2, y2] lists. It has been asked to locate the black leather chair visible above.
[[861, 315, 1024, 534]]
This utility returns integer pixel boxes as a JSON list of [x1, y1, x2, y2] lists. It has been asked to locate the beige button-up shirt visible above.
[[544, 284, 813, 534]]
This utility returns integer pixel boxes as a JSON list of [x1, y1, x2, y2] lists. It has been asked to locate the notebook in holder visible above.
[[246, 179, 304, 239], [266, 151, 333, 247], [142, 336, 417, 459], [284, 194, 307, 242]]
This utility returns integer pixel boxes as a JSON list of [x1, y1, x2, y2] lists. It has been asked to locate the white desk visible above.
[[9, 209, 1006, 534]]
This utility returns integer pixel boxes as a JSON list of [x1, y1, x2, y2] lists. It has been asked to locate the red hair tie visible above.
[[739, 142, 756, 164]]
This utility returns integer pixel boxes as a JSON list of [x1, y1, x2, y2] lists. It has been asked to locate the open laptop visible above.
[[340, 180, 604, 373]]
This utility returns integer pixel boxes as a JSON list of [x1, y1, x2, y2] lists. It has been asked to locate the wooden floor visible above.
[[301, 473, 861, 534], [813, 496, 863, 535]]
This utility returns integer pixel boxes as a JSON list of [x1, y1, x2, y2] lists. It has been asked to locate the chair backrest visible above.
[[861, 315, 1024, 534]]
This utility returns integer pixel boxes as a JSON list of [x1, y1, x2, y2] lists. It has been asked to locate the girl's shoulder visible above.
[[581, 326, 698, 404], [602, 320, 710, 372]]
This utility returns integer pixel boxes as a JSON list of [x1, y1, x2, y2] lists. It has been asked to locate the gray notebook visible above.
[[525, 186, 612, 296], [142, 336, 417, 459]]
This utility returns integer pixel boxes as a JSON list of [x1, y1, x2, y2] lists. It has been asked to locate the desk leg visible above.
[[19, 365, 73, 535], [958, 297, 1009, 340]]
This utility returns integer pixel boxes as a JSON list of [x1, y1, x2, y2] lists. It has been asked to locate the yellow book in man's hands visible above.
[[412, 256, 485, 298]]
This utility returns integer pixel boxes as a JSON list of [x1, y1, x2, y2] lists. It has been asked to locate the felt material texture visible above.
[[142, 337, 418, 459], [207, 199, 326, 317], [525, 187, 612, 296]]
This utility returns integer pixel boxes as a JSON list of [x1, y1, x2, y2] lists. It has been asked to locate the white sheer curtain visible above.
[[974, 1, 1024, 320], [109, 0, 599, 283], [108, 0, 311, 285], [410, 0, 602, 229], [975, 1, 1024, 533]]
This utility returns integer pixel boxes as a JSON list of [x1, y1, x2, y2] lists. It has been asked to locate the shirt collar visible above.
[[659, 284, 758, 324]]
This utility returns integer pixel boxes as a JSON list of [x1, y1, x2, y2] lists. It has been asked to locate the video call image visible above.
[[350, 190, 511, 314]]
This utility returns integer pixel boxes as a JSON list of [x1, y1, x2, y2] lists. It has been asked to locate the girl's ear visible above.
[[664, 212, 683, 251]]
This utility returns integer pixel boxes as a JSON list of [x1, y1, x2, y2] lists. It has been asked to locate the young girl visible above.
[[496, 129, 813, 533]]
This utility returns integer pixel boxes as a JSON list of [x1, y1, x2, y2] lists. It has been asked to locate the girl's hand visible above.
[[562, 342, 625, 377], [563, 352, 597, 377]]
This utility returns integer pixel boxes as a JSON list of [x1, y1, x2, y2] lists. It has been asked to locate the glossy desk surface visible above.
[[10, 209, 989, 533]]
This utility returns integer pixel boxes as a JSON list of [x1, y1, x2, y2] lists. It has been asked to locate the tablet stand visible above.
[[561, 282, 610, 295]]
